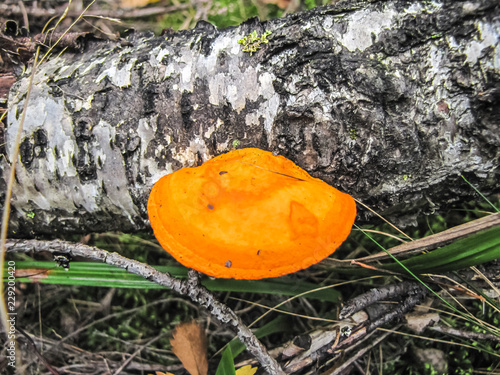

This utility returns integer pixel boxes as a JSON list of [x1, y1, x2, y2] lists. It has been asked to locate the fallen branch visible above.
[[281, 283, 426, 373], [429, 325, 500, 343], [5, 238, 285, 375], [233, 283, 427, 373]]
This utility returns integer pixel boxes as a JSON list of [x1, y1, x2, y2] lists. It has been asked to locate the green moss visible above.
[[349, 128, 357, 140], [238, 30, 272, 55]]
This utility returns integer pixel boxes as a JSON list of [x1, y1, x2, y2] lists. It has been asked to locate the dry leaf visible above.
[[120, 0, 160, 8], [148, 372, 174, 375], [236, 365, 258, 375], [260, 0, 291, 9], [405, 312, 440, 334], [170, 321, 208, 375]]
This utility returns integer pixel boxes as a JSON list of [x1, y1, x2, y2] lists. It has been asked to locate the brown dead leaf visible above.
[[120, 0, 160, 8], [260, 0, 292, 9], [405, 312, 440, 334], [170, 321, 208, 375], [15, 268, 49, 282]]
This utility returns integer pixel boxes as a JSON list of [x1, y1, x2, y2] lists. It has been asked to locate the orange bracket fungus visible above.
[[147, 148, 356, 279]]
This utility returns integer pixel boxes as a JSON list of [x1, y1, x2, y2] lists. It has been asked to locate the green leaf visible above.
[[216, 346, 236, 375]]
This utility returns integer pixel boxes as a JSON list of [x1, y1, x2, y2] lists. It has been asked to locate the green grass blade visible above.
[[4, 261, 340, 302], [461, 175, 500, 213], [333, 225, 500, 276], [380, 225, 500, 274], [207, 278, 340, 303]]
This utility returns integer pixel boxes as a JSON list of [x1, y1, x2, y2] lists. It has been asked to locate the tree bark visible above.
[[1, 0, 499, 237]]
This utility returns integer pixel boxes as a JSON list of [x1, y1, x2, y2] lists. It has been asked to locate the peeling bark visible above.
[[1, 0, 499, 237]]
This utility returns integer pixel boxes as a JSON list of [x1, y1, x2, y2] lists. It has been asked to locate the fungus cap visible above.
[[147, 148, 356, 279]]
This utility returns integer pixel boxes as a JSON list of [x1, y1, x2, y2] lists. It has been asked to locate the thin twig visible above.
[[339, 281, 427, 320], [377, 327, 500, 359], [21, 298, 182, 370], [5, 238, 285, 375], [16, 327, 60, 375], [329, 329, 395, 375], [354, 198, 413, 241], [38, 0, 97, 66], [112, 332, 169, 375], [21, 331, 178, 373], [429, 324, 500, 342]]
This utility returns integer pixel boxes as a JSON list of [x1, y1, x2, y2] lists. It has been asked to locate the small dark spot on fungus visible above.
[[219, 171, 228, 175], [225, 260, 232, 268], [257, 250, 261, 255], [207, 204, 214, 210]]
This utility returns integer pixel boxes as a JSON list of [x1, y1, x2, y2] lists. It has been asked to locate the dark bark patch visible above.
[[17, 129, 50, 168], [75, 148, 97, 182], [142, 82, 160, 115], [180, 90, 195, 132], [198, 33, 215, 57], [126, 135, 141, 153], [19, 137, 34, 167], [217, 50, 228, 68], [33, 129, 48, 159], [48, 83, 64, 97], [273, 107, 313, 157], [113, 131, 128, 151], [74, 118, 93, 140], [73, 118, 97, 182]]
